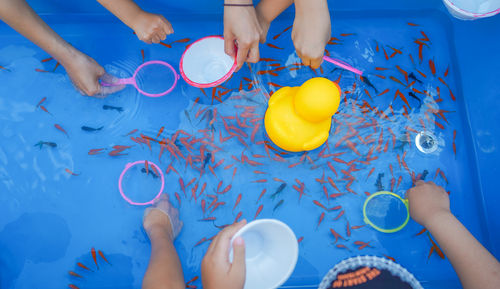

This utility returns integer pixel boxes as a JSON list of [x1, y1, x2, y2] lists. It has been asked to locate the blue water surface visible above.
[[0, 3, 498, 289]]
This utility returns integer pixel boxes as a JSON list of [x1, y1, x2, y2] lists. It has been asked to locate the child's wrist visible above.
[[224, 0, 253, 5], [295, 0, 327, 15], [55, 43, 81, 67], [126, 9, 144, 31], [256, 4, 273, 25], [423, 209, 454, 230]]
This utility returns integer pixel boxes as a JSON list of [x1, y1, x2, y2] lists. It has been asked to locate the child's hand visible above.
[[224, 2, 262, 70], [406, 181, 451, 227], [132, 11, 173, 44], [202, 220, 247, 289], [64, 52, 124, 97], [292, 0, 331, 69]]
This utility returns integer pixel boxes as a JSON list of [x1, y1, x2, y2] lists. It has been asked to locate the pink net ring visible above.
[[102, 60, 179, 97], [118, 160, 165, 206]]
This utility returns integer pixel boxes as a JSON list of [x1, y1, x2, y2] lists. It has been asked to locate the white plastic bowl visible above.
[[230, 219, 299, 289], [179, 36, 237, 88], [442, 0, 500, 20]]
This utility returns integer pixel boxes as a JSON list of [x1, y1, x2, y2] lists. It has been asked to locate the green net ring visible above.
[[363, 191, 410, 233]]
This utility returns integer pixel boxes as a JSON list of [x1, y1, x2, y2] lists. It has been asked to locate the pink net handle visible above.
[[323, 56, 363, 76], [118, 160, 165, 206]]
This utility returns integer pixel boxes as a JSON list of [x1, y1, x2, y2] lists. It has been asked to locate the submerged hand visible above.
[[64, 52, 124, 97], [292, 0, 331, 69], [406, 181, 451, 227], [202, 220, 247, 289], [132, 11, 173, 44], [224, 2, 262, 70]]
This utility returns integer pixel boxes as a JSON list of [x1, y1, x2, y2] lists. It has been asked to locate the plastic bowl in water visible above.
[[442, 0, 500, 20], [229, 219, 298, 289], [179, 36, 237, 88]]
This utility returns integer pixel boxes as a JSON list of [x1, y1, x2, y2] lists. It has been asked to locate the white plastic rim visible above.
[[179, 36, 237, 88], [229, 219, 299, 289], [443, 0, 500, 20]]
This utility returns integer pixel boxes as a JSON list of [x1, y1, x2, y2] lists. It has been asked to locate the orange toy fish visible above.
[[68, 271, 83, 278], [54, 124, 69, 137], [266, 43, 283, 50], [254, 204, 263, 219], [317, 212, 325, 228], [65, 168, 80, 176], [91, 247, 99, 270], [98, 250, 111, 265], [77, 262, 92, 271], [36, 97, 47, 108]]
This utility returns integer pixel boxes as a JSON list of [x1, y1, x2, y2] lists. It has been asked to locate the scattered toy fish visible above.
[[375, 173, 384, 191], [361, 76, 378, 94], [102, 105, 123, 112], [81, 126, 103, 132], [35, 141, 57, 149]]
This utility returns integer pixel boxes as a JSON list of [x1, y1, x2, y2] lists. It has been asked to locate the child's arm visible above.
[[292, 0, 331, 69], [407, 181, 500, 289], [0, 0, 121, 96], [223, 0, 262, 71], [97, 0, 173, 44], [255, 0, 293, 43]]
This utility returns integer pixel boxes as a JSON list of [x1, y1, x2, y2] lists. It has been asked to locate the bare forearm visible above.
[[97, 0, 143, 30], [0, 0, 77, 65], [256, 0, 293, 24], [142, 230, 185, 289], [427, 212, 500, 289], [294, 0, 329, 16]]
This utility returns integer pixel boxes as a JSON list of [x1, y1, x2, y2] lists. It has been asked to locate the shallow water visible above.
[[0, 11, 486, 289]]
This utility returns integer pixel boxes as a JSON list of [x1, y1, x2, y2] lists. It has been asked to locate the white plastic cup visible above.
[[179, 36, 237, 88], [229, 219, 299, 289]]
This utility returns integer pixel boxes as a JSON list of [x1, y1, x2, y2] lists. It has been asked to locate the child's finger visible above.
[[159, 29, 167, 41], [161, 17, 174, 35], [141, 36, 152, 45], [151, 34, 161, 44], [235, 44, 249, 71], [301, 55, 311, 68], [212, 220, 247, 260], [247, 43, 260, 63], [98, 73, 125, 96], [224, 35, 236, 58], [99, 84, 124, 96], [230, 237, 246, 276], [310, 56, 323, 70]]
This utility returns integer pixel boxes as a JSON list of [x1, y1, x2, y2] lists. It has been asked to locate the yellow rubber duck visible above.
[[264, 77, 341, 152]]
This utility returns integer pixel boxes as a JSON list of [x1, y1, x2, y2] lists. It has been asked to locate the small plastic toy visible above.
[[264, 77, 341, 152]]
